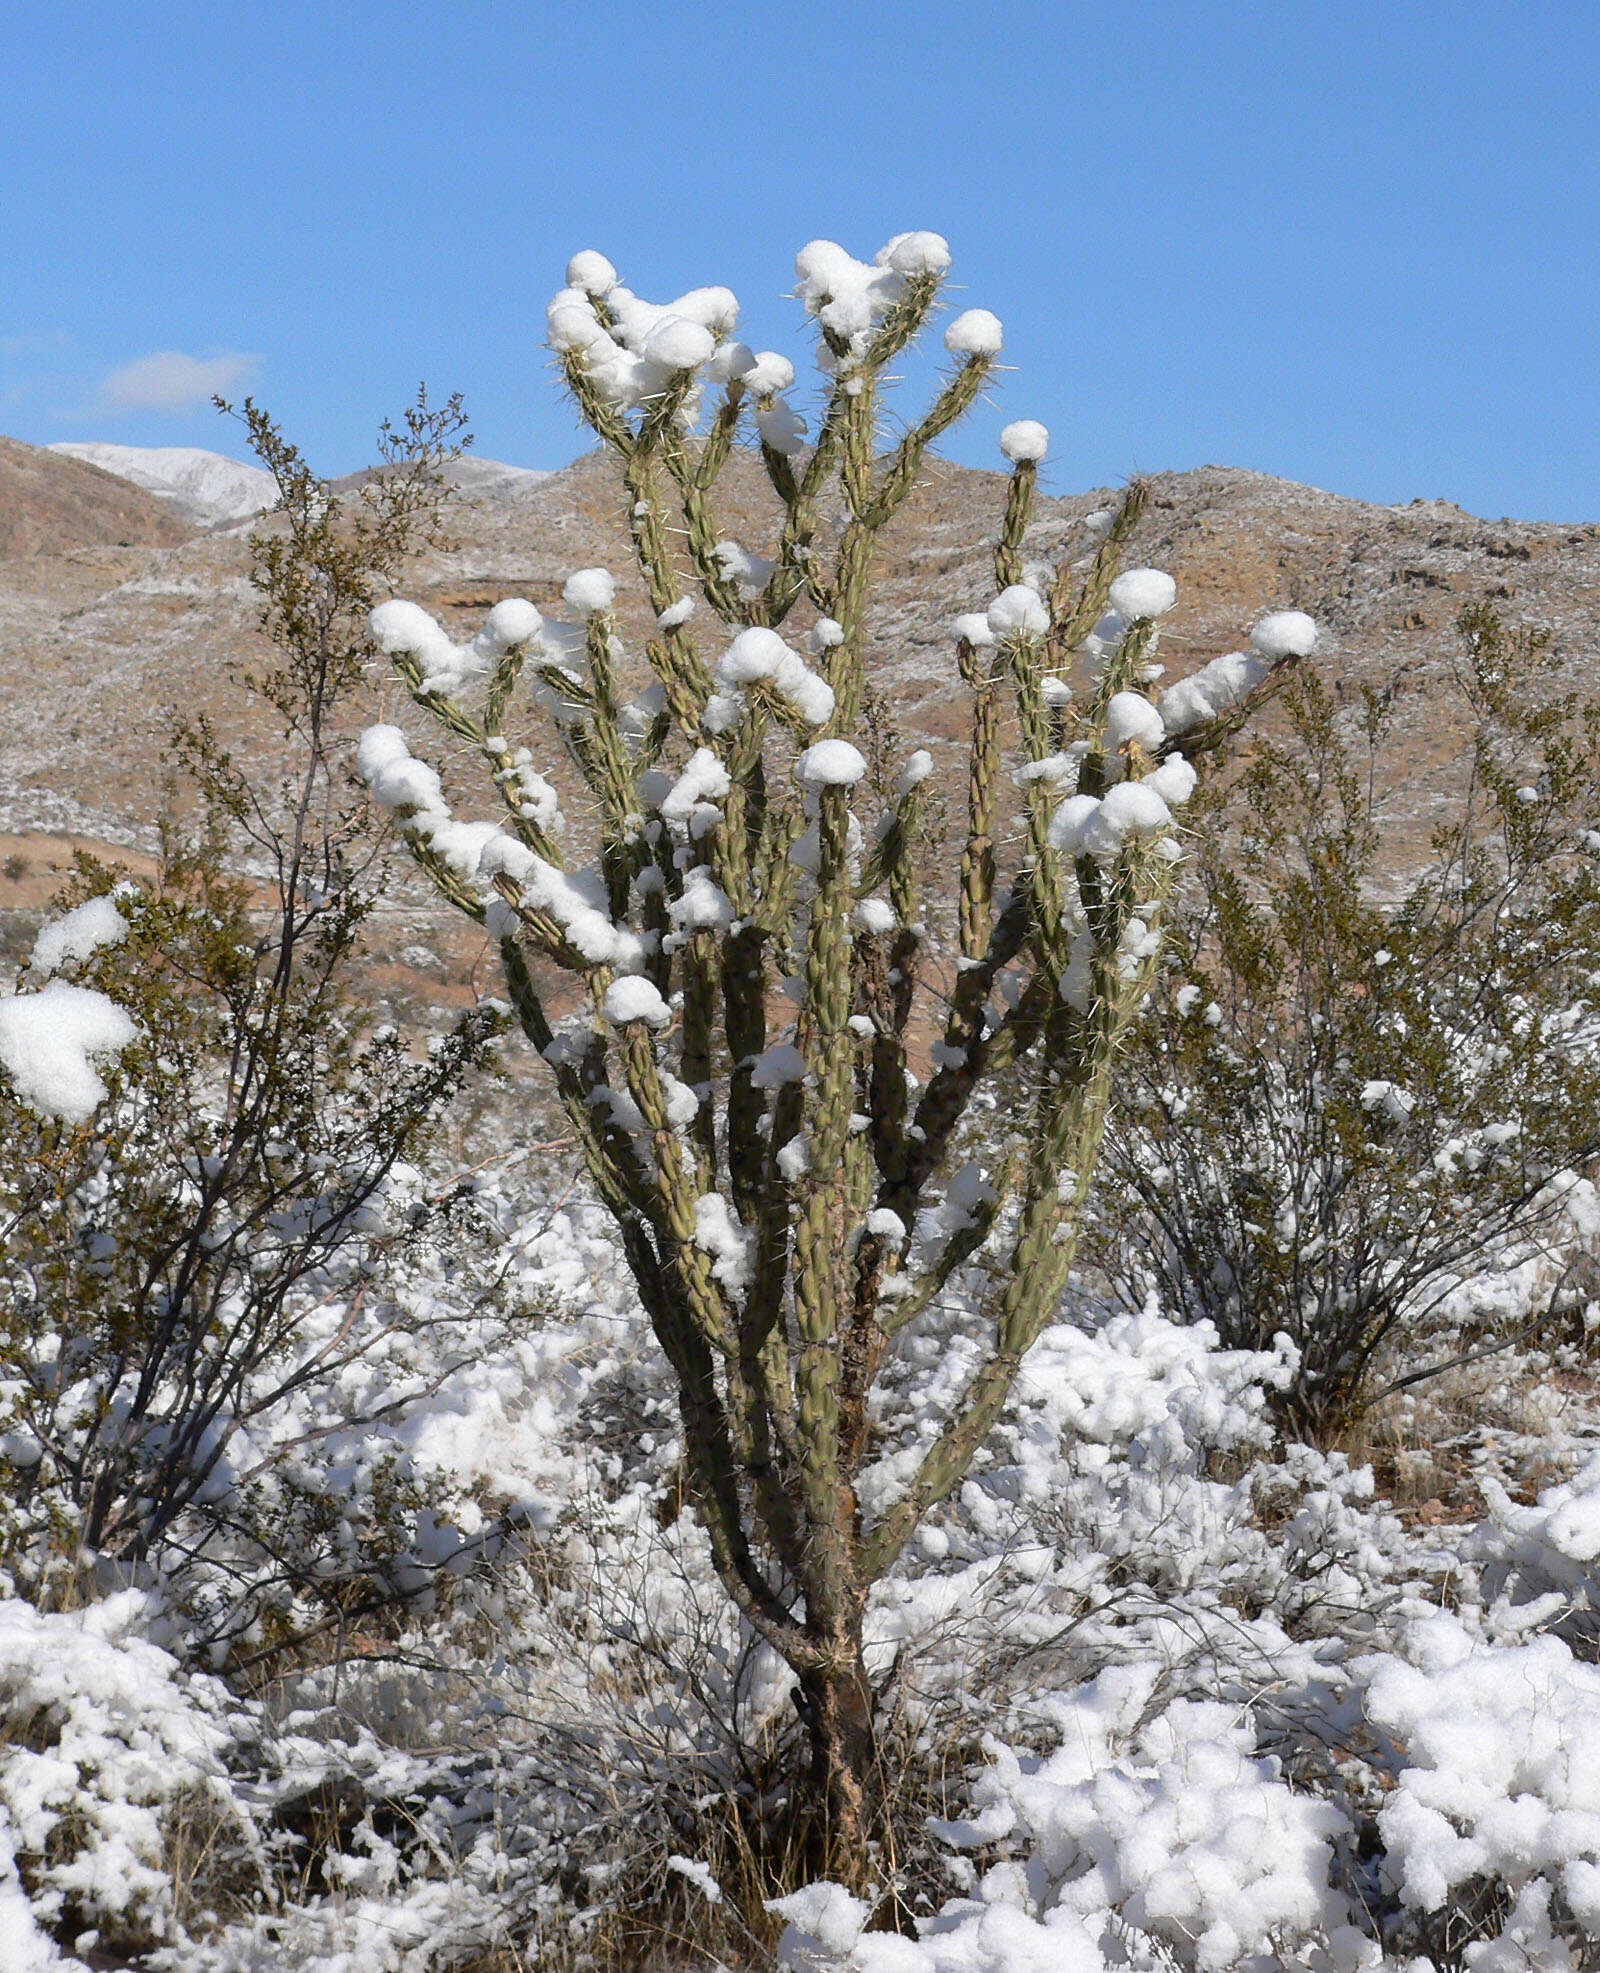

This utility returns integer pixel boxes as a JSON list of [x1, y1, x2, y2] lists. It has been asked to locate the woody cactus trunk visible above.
[[358, 234, 1308, 1886]]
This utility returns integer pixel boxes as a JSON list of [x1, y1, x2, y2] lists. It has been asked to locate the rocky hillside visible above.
[[0, 435, 194, 557], [3, 430, 1598, 1006]]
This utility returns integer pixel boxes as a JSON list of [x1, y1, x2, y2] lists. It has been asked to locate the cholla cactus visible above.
[[359, 234, 1303, 1880]]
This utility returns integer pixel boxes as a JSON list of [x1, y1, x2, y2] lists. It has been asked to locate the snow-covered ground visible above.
[[5, 1152, 1600, 1971]]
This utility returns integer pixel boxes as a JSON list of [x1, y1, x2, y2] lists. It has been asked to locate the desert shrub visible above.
[[357, 231, 1309, 1887], [0, 400, 500, 1649], [1095, 606, 1600, 1437]]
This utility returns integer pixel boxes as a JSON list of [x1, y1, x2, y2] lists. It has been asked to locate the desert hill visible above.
[[0, 434, 195, 558], [3, 430, 1598, 1009]]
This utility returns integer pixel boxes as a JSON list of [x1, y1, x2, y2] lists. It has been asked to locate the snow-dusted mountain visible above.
[[443, 456, 551, 496], [46, 443, 551, 532], [46, 443, 277, 529]]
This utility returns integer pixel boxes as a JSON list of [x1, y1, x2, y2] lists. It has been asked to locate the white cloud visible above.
[[99, 349, 258, 412]]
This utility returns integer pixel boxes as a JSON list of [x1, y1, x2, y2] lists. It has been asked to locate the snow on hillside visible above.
[[44, 445, 549, 534], [443, 456, 551, 496], [46, 443, 278, 529]]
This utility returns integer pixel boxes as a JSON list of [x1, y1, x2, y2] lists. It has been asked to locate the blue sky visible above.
[[3, 2, 1597, 519]]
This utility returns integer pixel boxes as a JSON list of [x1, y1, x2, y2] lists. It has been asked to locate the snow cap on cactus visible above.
[[953, 612, 996, 648], [546, 301, 608, 354], [999, 419, 1049, 463], [715, 628, 835, 726], [1108, 569, 1178, 620], [1052, 781, 1173, 861], [794, 240, 908, 345], [1104, 691, 1167, 758], [1159, 650, 1271, 735], [563, 568, 616, 615], [1096, 778, 1173, 844], [369, 598, 453, 660], [987, 585, 1050, 640], [565, 250, 618, 296], [603, 976, 672, 1030], [896, 750, 934, 796], [796, 740, 868, 788], [1049, 794, 1102, 856], [477, 598, 542, 653], [1147, 753, 1199, 806], [706, 340, 754, 385], [875, 230, 952, 275], [944, 308, 1004, 357], [743, 351, 795, 395], [1250, 609, 1318, 659], [642, 317, 716, 372]]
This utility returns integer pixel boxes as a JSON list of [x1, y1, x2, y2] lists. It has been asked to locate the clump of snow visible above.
[[0, 980, 137, 1122], [566, 249, 618, 295], [751, 1042, 808, 1089], [876, 230, 952, 276], [796, 741, 868, 789], [1050, 782, 1172, 861], [1158, 650, 1271, 736], [693, 1195, 753, 1294], [1359, 1613, 1600, 1931], [476, 597, 543, 653], [562, 567, 616, 615], [999, 419, 1049, 464], [770, 1882, 875, 1966], [602, 977, 671, 1030], [357, 724, 446, 822], [547, 267, 739, 415], [907, 1668, 1353, 1971], [794, 240, 907, 351], [1102, 691, 1165, 759], [743, 351, 796, 395], [1250, 609, 1318, 659], [952, 612, 996, 648], [943, 309, 1004, 358], [0, 1592, 247, 1952], [667, 867, 736, 944], [1107, 569, 1178, 620], [896, 750, 934, 796], [654, 747, 732, 828], [715, 627, 835, 728], [368, 600, 485, 695], [1146, 753, 1198, 807], [643, 316, 716, 371], [29, 894, 129, 978], [478, 837, 645, 970], [987, 586, 1050, 641]]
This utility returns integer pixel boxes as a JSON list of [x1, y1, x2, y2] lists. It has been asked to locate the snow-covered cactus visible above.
[[361, 235, 1303, 1880]]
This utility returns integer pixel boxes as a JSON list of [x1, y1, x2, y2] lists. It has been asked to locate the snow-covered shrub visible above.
[[1357, 1613, 1600, 1960], [0, 1590, 257, 1962], [0, 402, 498, 1647], [769, 1666, 1362, 1971], [1096, 616, 1600, 1436], [1468, 1452, 1600, 1656], [362, 233, 1311, 1881]]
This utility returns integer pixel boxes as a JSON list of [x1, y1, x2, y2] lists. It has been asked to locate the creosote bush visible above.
[[1098, 603, 1600, 1438], [359, 232, 1308, 1892], [0, 398, 500, 1651]]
